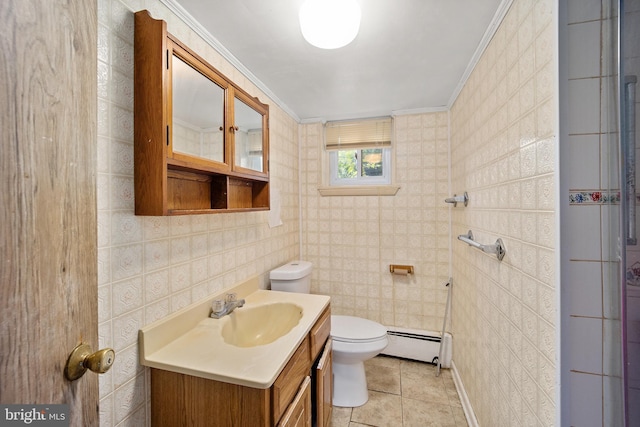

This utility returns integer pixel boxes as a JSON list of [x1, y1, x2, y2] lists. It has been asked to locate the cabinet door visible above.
[[272, 336, 311, 424], [169, 41, 230, 172], [310, 306, 331, 361], [231, 88, 269, 178], [315, 339, 333, 427], [278, 376, 311, 427]]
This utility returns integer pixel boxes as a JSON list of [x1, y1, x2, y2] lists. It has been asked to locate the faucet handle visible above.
[[225, 293, 237, 303], [212, 299, 225, 314]]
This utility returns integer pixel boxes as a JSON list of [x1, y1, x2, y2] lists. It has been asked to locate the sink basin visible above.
[[221, 302, 303, 347]]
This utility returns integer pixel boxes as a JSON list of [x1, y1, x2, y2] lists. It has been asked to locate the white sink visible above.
[[221, 302, 303, 347], [139, 278, 330, 388]]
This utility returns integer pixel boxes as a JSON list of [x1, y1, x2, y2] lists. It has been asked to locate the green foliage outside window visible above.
[[337, 150, 357, 179], [337, 148, 383, 179]]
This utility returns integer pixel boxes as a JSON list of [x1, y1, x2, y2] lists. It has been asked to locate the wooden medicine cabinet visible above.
[[134, 10, 269, 215]]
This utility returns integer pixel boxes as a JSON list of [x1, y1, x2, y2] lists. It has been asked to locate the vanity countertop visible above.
[[138, 276, 330, 389]]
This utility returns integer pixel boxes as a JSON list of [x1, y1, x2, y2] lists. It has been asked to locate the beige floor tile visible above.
[[439, 367, 453, 379], [400, 358, 438, 375], [402, 397, 457, 427], [329, 406, 353, 427], [351, 390, 403, 427], [331, 356, 467, 427], [366, 355, 401, 370], [441, 378, 462, 408], [400, 364, 450, 406], [365, 356, 401, 395]]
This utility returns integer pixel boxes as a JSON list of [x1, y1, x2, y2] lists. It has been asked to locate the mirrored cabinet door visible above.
[[171, 55, 225, 163], [234, 95, 265, 173], [171, 54, 225, 164]]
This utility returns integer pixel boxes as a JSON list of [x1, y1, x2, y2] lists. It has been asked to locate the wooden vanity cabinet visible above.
[[134, 10, 270, 216], [150, 306, 332, 427]]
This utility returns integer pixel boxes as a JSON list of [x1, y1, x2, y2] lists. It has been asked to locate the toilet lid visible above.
[[331, 315, 387, 342]]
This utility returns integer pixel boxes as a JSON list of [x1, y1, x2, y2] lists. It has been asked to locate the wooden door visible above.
[[0, 1, 100, 425]]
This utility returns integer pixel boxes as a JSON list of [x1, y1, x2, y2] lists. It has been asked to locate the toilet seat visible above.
[[331, 315, 387, 343]]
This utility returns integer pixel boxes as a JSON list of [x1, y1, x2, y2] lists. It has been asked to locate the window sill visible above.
[[317, 185, 400, 196]]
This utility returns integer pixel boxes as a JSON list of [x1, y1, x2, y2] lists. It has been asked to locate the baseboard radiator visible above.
[[382, 327, 452, 368]]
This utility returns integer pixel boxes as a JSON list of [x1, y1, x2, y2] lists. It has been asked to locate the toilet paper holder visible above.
[[389, 264, 414, 275]]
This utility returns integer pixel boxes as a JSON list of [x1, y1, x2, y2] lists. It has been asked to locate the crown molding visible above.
[[392, 106, 449, 116]]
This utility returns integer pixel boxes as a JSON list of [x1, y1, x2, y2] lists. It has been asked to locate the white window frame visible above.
[[329, 147, 392, 186]]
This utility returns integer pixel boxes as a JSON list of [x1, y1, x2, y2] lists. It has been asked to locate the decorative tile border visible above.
[[626, 261, 640, 287], [569, 191, 621, 204]]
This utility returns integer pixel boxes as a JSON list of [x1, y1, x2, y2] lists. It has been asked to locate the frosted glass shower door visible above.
[[622, 1, 640, 424]]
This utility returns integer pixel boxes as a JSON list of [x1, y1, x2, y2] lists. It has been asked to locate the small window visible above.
[[329, 147, 391, 185], [325, 117, 392, 187]]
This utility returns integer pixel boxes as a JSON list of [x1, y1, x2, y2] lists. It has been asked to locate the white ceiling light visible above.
[[299, 0, 361, 49]]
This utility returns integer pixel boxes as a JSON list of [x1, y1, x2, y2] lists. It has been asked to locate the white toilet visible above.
[[270, 260, 388, 407]]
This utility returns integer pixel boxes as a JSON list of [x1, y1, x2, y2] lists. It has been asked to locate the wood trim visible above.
[[134, 10, 169, 215]]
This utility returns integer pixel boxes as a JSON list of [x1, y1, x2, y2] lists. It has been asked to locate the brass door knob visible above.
[[65, 343, 115, 381]]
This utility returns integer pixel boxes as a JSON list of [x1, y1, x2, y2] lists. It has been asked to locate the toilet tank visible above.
[[270, 261, 312, 293]]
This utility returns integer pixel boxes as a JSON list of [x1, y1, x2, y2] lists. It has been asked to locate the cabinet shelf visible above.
[[163, 169, 269, 215]]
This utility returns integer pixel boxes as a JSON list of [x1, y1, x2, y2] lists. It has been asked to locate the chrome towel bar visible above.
[[444, 191, 468, 207], [457, 230, 506, 261]]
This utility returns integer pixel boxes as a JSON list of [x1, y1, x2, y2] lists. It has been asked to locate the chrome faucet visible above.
[[210, 293, 245, 319]]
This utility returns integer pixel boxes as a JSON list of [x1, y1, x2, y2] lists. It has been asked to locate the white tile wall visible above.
[[567, 78, 602, 135], [566, 261, 603, 317], [565, 205, 603, 260], [568, 21, 601, 79], [568, 371, 604, 424], [566, 135, 601, 189], [568, 316, 603, 374], [567, 0, 601, 23], [97, 0, 300, 425], [561, 0, 630, 424]]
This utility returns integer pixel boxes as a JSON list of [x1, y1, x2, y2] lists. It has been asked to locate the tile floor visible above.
[[329, 356, 468, 427]]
